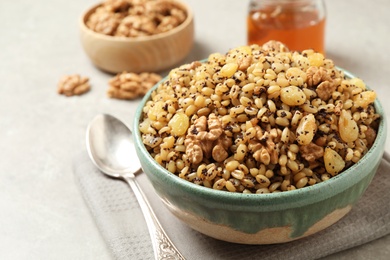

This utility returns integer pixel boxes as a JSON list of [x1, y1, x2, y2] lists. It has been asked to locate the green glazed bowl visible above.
[[133, 69, 387, 244]]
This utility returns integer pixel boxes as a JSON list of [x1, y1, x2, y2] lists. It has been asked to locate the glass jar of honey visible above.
[[247, 0, 326, 53]]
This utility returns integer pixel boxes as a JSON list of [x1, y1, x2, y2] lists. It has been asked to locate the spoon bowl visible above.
[[86, 113, 141, 177]]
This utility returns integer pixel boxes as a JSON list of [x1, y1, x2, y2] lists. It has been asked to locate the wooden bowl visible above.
[[79, 0, 194, 74]]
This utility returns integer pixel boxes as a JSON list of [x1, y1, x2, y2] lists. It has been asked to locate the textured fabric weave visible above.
[[73, 151, 390, 260]]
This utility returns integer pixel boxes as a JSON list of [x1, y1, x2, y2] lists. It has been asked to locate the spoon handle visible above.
[[124, 174, 185, 260]]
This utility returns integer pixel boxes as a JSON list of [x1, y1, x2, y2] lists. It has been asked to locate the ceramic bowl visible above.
[[79, 0, 194, 74], [133, 70, 387, 244]]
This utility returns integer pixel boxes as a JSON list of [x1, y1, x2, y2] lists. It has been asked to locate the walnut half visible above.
[[107, 71, 161, 100], [185, 114, 230, 164], [306, 66, 336, 101], [57, 74, 90, 97]]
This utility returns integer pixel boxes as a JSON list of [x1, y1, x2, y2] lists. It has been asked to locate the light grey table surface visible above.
[[1, 0, 389, 259]]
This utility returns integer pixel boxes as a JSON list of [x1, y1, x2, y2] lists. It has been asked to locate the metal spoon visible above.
[[86, 114, 185, 260]]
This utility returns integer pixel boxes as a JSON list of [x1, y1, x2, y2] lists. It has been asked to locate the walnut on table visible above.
[[107, 71, 162, 100], [57, 74, 90, 97]]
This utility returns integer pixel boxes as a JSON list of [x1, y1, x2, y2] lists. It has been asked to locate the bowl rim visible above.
[[133, 67, 387, 210], [79, 0, 194, 42]]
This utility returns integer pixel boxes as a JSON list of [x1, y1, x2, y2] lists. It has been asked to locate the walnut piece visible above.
[[365, 126, 377, 148], [103, 0, 130, 12], [316, 81, 337, 101], [212, 134, 232, 162], [299, 143, 324, 162], [197, 113, 223, 141], [86, 8, 122, 35], [156, 16, 180, 33], [57, 75, 90, 97], [253, 132, 278, 165], [306, 66, 331, 87], [182, 61, 202, 70], [185, 117, 206, 164], [238, 56, 252, 71], [306, 66, 336, 101], [107, 71, 161, 100], [185, 114, 229, 164], [261, 40, 289, 53], [115, 15, 156, 37]]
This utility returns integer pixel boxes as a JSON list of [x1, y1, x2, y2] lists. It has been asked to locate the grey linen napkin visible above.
[[73, 151, 390, 260]]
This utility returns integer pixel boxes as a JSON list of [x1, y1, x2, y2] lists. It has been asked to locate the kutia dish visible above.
[[133, 41, 387, 244]]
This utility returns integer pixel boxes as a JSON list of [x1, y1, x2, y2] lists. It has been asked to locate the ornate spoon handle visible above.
[[124, 174, 185, 260]]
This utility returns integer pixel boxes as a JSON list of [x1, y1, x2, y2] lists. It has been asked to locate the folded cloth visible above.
[[73, 151, 390, 260]]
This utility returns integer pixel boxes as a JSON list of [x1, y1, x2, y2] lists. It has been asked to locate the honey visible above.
[[247, 0, 326, 53]]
